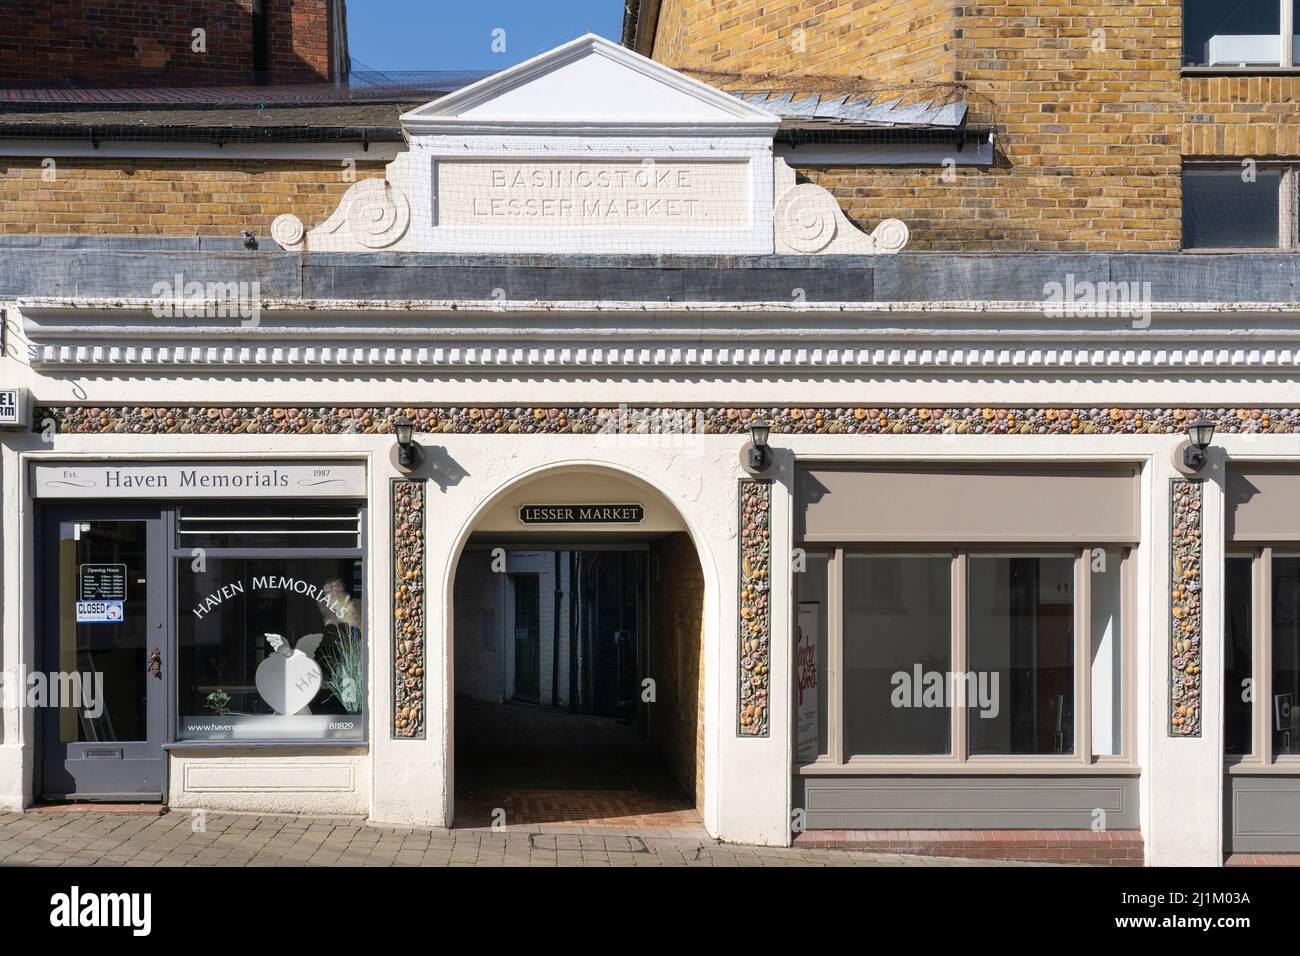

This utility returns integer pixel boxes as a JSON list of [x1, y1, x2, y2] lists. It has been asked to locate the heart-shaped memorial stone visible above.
[[256, 633, 323, 716]]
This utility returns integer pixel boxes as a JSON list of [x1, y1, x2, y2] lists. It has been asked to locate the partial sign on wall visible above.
[[0, 386, 27, 429]]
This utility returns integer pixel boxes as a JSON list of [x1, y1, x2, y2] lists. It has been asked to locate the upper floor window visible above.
[[1184, 0, 1299, 68]]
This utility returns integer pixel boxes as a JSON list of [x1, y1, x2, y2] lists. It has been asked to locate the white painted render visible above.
[[2, 409, 1298, 860]]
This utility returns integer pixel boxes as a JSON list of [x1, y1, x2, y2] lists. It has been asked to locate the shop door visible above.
[[38, 505, 167, 800], [512, 574, 541, 702]]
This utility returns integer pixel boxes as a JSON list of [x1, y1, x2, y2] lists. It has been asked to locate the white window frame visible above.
[[1183, 0, 1297, 70]]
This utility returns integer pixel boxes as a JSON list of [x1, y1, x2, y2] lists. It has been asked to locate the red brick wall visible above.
[[0, 0, 334, 87]]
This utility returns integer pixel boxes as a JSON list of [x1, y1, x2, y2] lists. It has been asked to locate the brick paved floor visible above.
[[0, 810, 1046, 867], [454, 698, 698, 829]]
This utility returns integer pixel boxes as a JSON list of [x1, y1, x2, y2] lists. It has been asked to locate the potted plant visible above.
[[318, 579, 363, 714]]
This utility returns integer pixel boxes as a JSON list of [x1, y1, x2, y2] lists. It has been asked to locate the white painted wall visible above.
[[452, 549, 505, 703], [5, 296, 1300, 856]]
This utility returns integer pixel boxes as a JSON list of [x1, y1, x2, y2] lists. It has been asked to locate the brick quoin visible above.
[[0, 0, 337, 87]]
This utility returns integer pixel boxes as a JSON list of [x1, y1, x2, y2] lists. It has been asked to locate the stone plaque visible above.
[[435, 160, 751, 229]]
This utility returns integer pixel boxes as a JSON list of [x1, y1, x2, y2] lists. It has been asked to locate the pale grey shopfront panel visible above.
[[798, 466, 1140, 542], [795, 776, 1139, 830], [1225, 776, 1300, 852], [1227, 466, 1300, 542]]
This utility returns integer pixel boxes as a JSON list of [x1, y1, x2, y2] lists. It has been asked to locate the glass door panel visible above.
[[40, 506, 166, 800]]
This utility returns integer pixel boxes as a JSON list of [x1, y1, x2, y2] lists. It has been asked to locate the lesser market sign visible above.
[[519, 504, 644, 524]]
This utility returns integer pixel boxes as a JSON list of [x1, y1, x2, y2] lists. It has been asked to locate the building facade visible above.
[[0, 4, 1299, 867]]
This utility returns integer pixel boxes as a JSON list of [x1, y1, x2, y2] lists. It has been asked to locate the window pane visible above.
[[794, 553, 829, 760], [55, 520, 148, 743], [1272, 557, 1300, 755], [843, 556, 951, 755], [1295, 1, 1300, 61], [176, 501, 362, 549], [1225, 557, 1254, 755], [969, 556, 1075, 756], [178, 556, 365, 741], [1182, 169, 1281, 249], [1090, 550, 1123, 756], [1184, 0, 1282, 66]]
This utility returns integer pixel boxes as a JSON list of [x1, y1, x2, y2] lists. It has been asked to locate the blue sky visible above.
[[345, 0, 624, 72]]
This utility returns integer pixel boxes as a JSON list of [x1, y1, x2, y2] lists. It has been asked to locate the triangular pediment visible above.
[[401, 33, 779, 134]]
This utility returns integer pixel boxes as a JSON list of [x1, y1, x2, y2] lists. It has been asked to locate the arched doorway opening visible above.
[[449, 466, 707, 831]]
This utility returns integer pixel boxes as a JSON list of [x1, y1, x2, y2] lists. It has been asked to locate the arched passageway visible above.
[[449, 467, 707, 830]]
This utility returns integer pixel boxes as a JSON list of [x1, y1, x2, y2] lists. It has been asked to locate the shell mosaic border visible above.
[[32, 405, 1300, 436], [738, 478, 772, 738], [392, 478, 426, 739], [1170, 478, 1203, 738]]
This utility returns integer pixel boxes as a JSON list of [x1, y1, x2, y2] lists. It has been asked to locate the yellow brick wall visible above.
[[1183, 76, 1300, 157], [653, 0, 1189, 251], [652, 0, 958, 86], [0, 157, 386, 236]]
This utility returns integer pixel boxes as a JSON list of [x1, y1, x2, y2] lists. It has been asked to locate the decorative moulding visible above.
[[392, 478, 426, 739], [274, 153, 412, 253], [268, 34, 908, 255], [738, 478, 772, 737], [1169, 478, 1203, 738], [773, 157, 908, 255], [399, 33, 781, 137], [32, 406, 1291, 438]]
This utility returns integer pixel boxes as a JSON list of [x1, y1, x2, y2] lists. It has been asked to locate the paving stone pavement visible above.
[[0, 810, 1049, 867]]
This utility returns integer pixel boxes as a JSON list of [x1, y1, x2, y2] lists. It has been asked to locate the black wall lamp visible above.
[[392, 415, 424, 472], [1182, 417, 1216, 471], [743, 418, 772, 474]]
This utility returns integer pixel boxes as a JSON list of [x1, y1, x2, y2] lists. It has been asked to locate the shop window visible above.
[[796, 547, 1129, 768], [1225, 557, 1255, 756], [843, 556, 951, 755], [1224, 550, 1300, 763], [1274, 557, 1300, 755], [177, 501, 362, 549], [1183, 0, 1290, 67], [969, 556, 1075, 756], [1182, 167, 1287, 251], [1090, 550, 1124, 756], [176, 504, 365, 742], [793, 553, 829, 760]]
